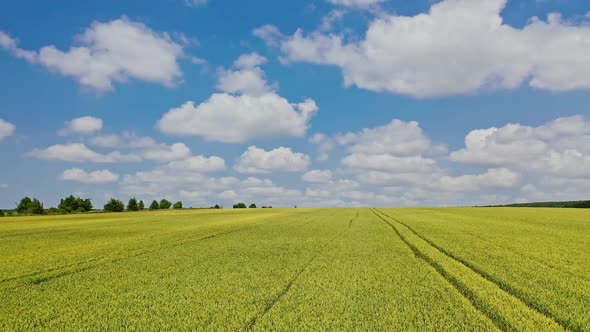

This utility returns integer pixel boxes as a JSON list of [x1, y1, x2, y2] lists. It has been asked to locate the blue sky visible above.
[[1, 0, 590, 208]]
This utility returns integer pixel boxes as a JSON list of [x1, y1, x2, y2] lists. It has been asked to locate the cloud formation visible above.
[[235, 146, 311, 174], [0, 118, 16, 141], [263, 0, 590, 97], [59, 116, 103, 136], [158, 94, 318, 143], [1, 17, 187, 91], [326, 0, 384, 8], [60, 168, 119, 184], [158, 53, 318, 143], [30, 143, 141, 163], [451, 115, 590, 177], [302, 170, 333, 183], [184, 0, 208, 7], [216, 53, 273, 96]]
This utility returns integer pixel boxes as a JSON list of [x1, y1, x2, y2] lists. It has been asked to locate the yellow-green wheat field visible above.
[[1, 207, 589, 331]]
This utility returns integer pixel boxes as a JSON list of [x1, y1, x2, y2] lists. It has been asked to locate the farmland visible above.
[[0, 208, 588, 331]]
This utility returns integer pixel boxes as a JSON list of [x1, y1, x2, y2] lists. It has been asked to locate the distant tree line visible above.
[[489, 200, 590, 208], [1, 195, 273, 217], [232, 202, 271, 209], [104, 198, 183, 212]]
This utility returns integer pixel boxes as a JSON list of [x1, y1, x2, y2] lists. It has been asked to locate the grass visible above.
[[0, 207, 588, 331]]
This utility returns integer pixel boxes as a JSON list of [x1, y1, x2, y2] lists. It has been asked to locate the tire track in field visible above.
[[2, 211, 315, 289], [242, 210, 359, 331], [413, 209, 590, 283], [370, 209, 514, 331], [443, 225, 590, 284], [372, 209, 568, 332], [376, 210, 576, 332], [348, 209, 359, 229]]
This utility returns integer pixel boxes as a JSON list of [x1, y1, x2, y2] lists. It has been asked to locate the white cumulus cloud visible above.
[[59, 116, 103, 136], [216, 53, 274, 96], [326, 0, 384, 8], [341, 119, 434, 155], [158, 53, 318, 143], [167, 155, 226, 172], [184, 0, 208, 7], [157, 93, 318, 143], [311, 118, 444, 160], [437, 168, 520, 192], [29, 143, 141, 163], [451, 115, 590, 177], [89, 132, 157, 149], [1, 17, 187, 91], [60, 168, 119, 184], [342, 154, 438, 173], [0, 31, 36, 62], [0, 118, 16, 141], [302, 170, 333, 183], [267, 0, 590, 97], [141, 143, 192, 162], [235, 146, 311, 174]]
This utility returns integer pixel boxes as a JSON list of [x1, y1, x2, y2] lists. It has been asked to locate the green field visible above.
[[1, 208, 588, 331]]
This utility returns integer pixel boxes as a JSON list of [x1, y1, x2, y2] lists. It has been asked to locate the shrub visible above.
[[104, 198, 124, 212], [159, 199, 172, 210], [233, 203, 247, 209], [150, 200, 159, 210], [249, 203, 257, 208], [173, 201, 183, 209], [214, 204, 221, 209]]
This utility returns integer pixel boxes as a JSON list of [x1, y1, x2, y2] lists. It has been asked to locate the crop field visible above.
[[0, 208, 588, 331]]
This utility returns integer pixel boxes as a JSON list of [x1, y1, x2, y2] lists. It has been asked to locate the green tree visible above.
[[233, 202, 247, 209], [58, 195, 92, 213], [16, 197, 44, 214], [173, 201, 183, 209], [214, 204, 221, 209], [28, 198, 44, 215], [249, 203, 257, 208], [150, 200, 159, 210], [127, 198, 139, 211], [138, 200, 145, 211], [159, 199, 172, 210], [104, 198, 124, 212], [58, 195, 78, 212], [0, 210, 4, 217], [80, 198, 93, 212], [16, 197, 32, 214]]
